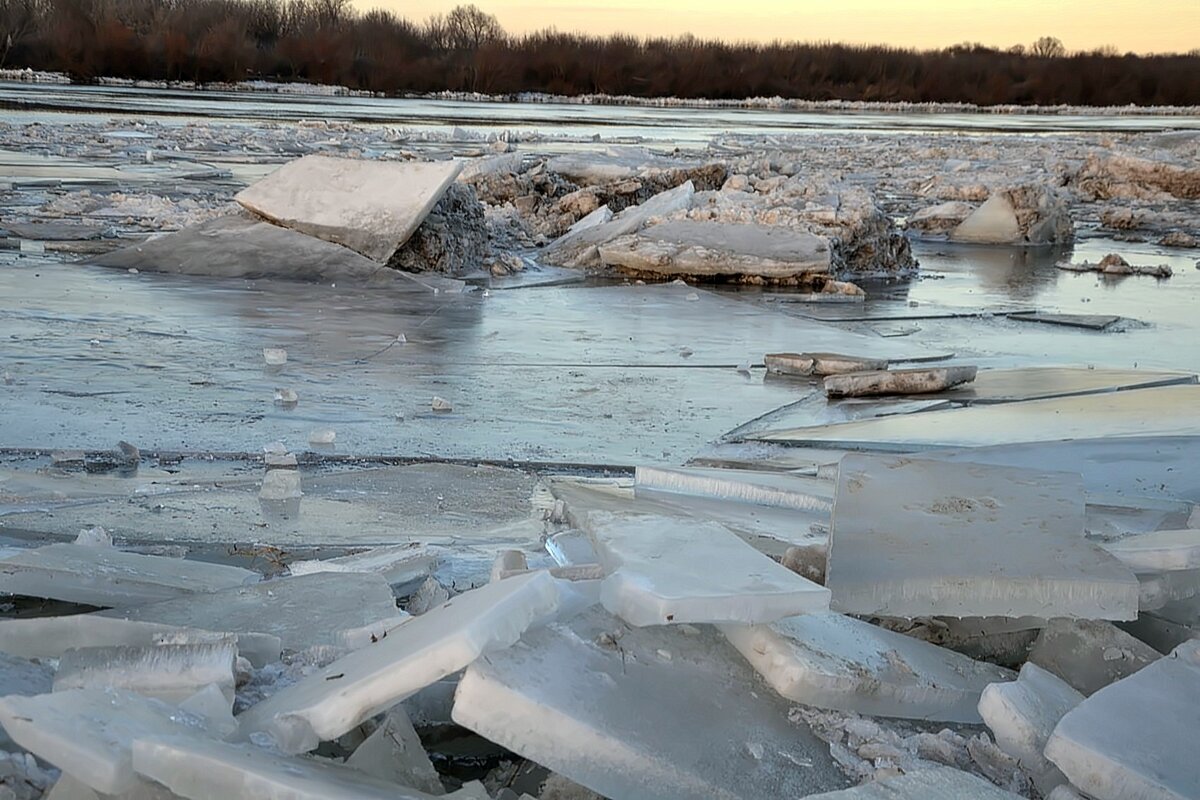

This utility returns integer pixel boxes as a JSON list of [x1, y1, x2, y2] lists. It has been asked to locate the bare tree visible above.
[[1030, 36, 1065, 57], [445, 3, 500, 51]]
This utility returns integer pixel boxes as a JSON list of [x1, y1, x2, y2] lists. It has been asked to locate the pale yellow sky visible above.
[[366, 0, 1197, 53]]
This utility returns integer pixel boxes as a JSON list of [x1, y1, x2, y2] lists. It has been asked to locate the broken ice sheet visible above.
[[1045, 641, 1200, 800], [54, 641, 237, 704], [1027, 618, 1160, 695], [977, 663, 1084, 794], [131, 736, 449, 800], [584, 511, 829, 626], [0, 543, 258, 607], [822, 366, 978, 398], [287, 544, 436, 590], [0, 615, 280, 667], [451, 607, 849, 800], [825, 455, 1140, 620], [236, 570, 563, 754], [344, 707, 443, 795], [720, 612, 1013, 723], [633, 465, 834, 514], [97, 572, 403, 653], [0, 688, 230, 794], [804, 766, 1023, 798]]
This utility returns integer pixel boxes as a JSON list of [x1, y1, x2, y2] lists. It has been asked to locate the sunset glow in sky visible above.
[[369, 0, 1197, 54]]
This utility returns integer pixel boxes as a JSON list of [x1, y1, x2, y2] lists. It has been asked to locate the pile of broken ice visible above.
[[1, 386, 1198, 800]]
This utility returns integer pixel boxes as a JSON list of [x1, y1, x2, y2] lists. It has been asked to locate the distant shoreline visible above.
[[4, 69, 1199, 117]]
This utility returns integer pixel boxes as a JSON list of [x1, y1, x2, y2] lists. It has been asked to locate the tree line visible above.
[[2, 0, 1198, 106]]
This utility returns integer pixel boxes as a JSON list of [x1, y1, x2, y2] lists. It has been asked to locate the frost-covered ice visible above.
[[1045, 640, 1200, 800], [54, 642, 238, 704], [977, 663, 1084, 794], [584, 511, 829, 626], [344, 708, 443, 795], [452, 607, 849, 799], [805, 767, 1024, 798], [0, 688, 229, 794], [633, 466, 833, 513], [0, 543, 258, 607], [826, 455, 1140, 619], [720, 612, 1013, 722], [236, 570, 563, 754], [1027, 618, 1161, 695], [98, 572, 403, 653]]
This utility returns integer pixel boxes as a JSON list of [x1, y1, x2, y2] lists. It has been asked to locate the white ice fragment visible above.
[[451, 607, 848, 799], [490, 550, 528, 581], [0, 543, 258, 607], [1045, 640, 1200, 800], [0, 615, 280, 667], [804, 766, 1024, 798], [99, 572, 402, 653], [1027, 618, 1160, 695], [826, 455, 1140, 620], [131, 736, 445, 800], [262, 348, 288, 366], [977, 663, 1084, 794], [1103, 529, 1200, 572], [287, 545, 436, 589], [345, 708, 443, 795], [54, 642, 237, 705], [235, 155, 463, 262], [74, 527, 113, 547], [177, 683, 238, 739], [545, 530, 598, 567], [273, 388, 298, 406], [721, 612, 1014, 722], [307, 429, 336, 445], [260, 469, 301, 500], [0, 688, 228, 794], [262, 441, 288, 454], [236, 571, 563, 754], [405, 576, 452, 616], [431, 396, 453, 412]]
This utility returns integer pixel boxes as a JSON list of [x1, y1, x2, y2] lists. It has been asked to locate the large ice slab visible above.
[[720, 612, 1013, 722], [540, 182, 694, 268], [634, 465, 833, 513], [1045, 640, 1200, 800], [1028, 618, 1160, 695], [978, 663, 1084, 794], [0, 615, 280, 667], [98, 572, 403, 653], [1103, 530, 1200, 572], [805, 767, 1023, 798], [236, 570, 563, 754], [0, 544, 258, 607], [235, 155, 462, 262], [584, 511, 829, 626], [598, 221, 831, 278], [131, 737, 446, 800], [54, 642, 237, 704], [0, 688, 228, 794], [823, 366, 977, 398], [451, 607, 849, 799], [826, 455, 1140, 620], [287, 545, 436, 589], [753, 385, 1200, 449]]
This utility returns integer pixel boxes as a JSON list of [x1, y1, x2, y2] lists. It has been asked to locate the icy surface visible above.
[[1045, 640, 1200, 800], [584, 511, 829, 626], [806, 767, 1023, 798], [451, 607, 849, 799], [0, 543, 258, 607], [0, 688, 228, 794], [234, 155, 462, 262], [54, 642, 237, 704], [98, 572, 403, 653], [1103, 529, 1200, 572], [633, 466, 833, 513], [1027, 618, 1161, 695], [236, 570, 563, 754], [131, 736, 445, 799], [345, 708, 443, 795], [977, 663, 1084, 794], [721, 612, 1013, 722], [826, 455, 1140, 619]]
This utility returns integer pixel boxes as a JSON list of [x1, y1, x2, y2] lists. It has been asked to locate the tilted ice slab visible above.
[[540, 181, 694, 268], [720, 612, 1013, 722], [451, 607, 849, 800], [0, 543, 258, 607], [598, 221, 831, 278], [823, 366, 978, 398], [1045, 640, 1200, 800], [1103, 530, 1200, 572], [1027, 618, 1160, 695], [235, 155, 463, 262], [54, 642, 237, 705], [132, 736, 450, 800], [98, 572, 404, 653], [288, 545, 436, 589], [633, 466, 833, 514], [345, 708, 443, 795], [804, 766, 1024, 798], [764, 352, 887, 377], [978, 663, 1084, 794], [0, 615, 280, 667], [826, 455, 1140, 620], [584, 511, 829, 626], [236, 570, 563, 754], [0, 688, 229, 794]]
